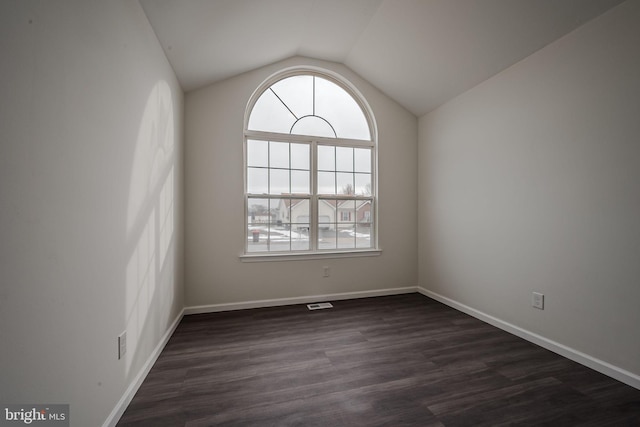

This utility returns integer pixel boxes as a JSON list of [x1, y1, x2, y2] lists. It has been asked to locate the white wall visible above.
[[185, 57, 417, 307], [0, 2, 184, 426], [418, 0, 640, 380]]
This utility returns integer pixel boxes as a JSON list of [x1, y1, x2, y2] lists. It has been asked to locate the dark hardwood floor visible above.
[[117, 293, 640, 426]]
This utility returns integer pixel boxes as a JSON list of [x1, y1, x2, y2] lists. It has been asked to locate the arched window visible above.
[[244, 69, 377, 255]]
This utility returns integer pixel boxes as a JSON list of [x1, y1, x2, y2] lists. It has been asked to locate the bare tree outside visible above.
[[342, 183, 354, 195]]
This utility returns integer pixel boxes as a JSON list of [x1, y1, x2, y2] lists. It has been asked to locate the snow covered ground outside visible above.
[[247, 225, 371, 251]]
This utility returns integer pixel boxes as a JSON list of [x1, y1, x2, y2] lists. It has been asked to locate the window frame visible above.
[[241, 68, 380, 261]]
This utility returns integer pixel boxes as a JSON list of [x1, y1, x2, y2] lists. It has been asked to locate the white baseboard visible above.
[[184, 286, 418, 315], [102, 309, 185, 427], [417, 287, 640, 391]]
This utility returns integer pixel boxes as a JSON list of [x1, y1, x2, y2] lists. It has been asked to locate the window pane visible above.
[[270, 141, 289, 169], [247, 198, 270, 252], [269, 223, 290, 252], [336, 147, 353, 172], [291, 116, 336, 138], [248, 198, 270, 221], [291, 143, 309, 170], [337, 227, 356, 249], [314, 77, 370, 140], [355, 173, 371, 195], [338, 200, 356, 224], [247, 168, 268, 194], [356, 223, 372, 248], [291, 230, 310, 251], [270, 198, 287, 226], [248, 89, 296, 134], [291, 170, 309, 194], [356, 200, 372, 225], [317, 145, 335, 171], [337, 172, 354, 195], [270, 75, 313, 119], [247, 223, 268, 252], [318, 199, 335, 224], [318, 199, 337, 249], [290, 199, 310, 251], [247, 139, 268, 167], [291, 199, 310, 226], [318, 227, 337, 250], [337, 198, 356, 249], [269, 169, 289, 195], [318, 171, 335, 194], [354, 148, 371, 173]]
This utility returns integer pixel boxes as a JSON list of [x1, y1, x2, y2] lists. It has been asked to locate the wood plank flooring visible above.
[[117, 293, 640, 426]]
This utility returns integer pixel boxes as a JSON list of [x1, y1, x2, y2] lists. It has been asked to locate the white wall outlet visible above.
[[323, 266, 330, 277], [532, 292, 544, 310], [118, 331, 127, 359]]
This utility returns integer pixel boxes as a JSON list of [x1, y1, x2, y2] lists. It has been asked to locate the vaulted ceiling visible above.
[[139, 0, 624, 116]]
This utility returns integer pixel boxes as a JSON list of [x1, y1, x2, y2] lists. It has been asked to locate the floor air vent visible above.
[[307, 302, 333, 310]]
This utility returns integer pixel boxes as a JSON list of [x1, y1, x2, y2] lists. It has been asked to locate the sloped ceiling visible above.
[[140, 0, 624, 116]]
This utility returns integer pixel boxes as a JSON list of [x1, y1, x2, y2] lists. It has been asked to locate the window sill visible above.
[[239, 249, 382, 263]]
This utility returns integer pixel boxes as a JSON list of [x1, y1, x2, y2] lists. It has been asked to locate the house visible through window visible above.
[[244, 70, 377, 255]]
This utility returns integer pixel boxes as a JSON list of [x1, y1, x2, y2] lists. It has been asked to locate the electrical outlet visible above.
[[323, 266, 330, 277], [118, 331, 127, 359], [532, 292, 544, 310]]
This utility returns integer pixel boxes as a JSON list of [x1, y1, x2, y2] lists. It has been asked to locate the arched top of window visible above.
[[247, 72, 372, 141]]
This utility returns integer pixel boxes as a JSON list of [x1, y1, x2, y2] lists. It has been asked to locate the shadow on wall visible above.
[[124, 80, 177, 377]]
